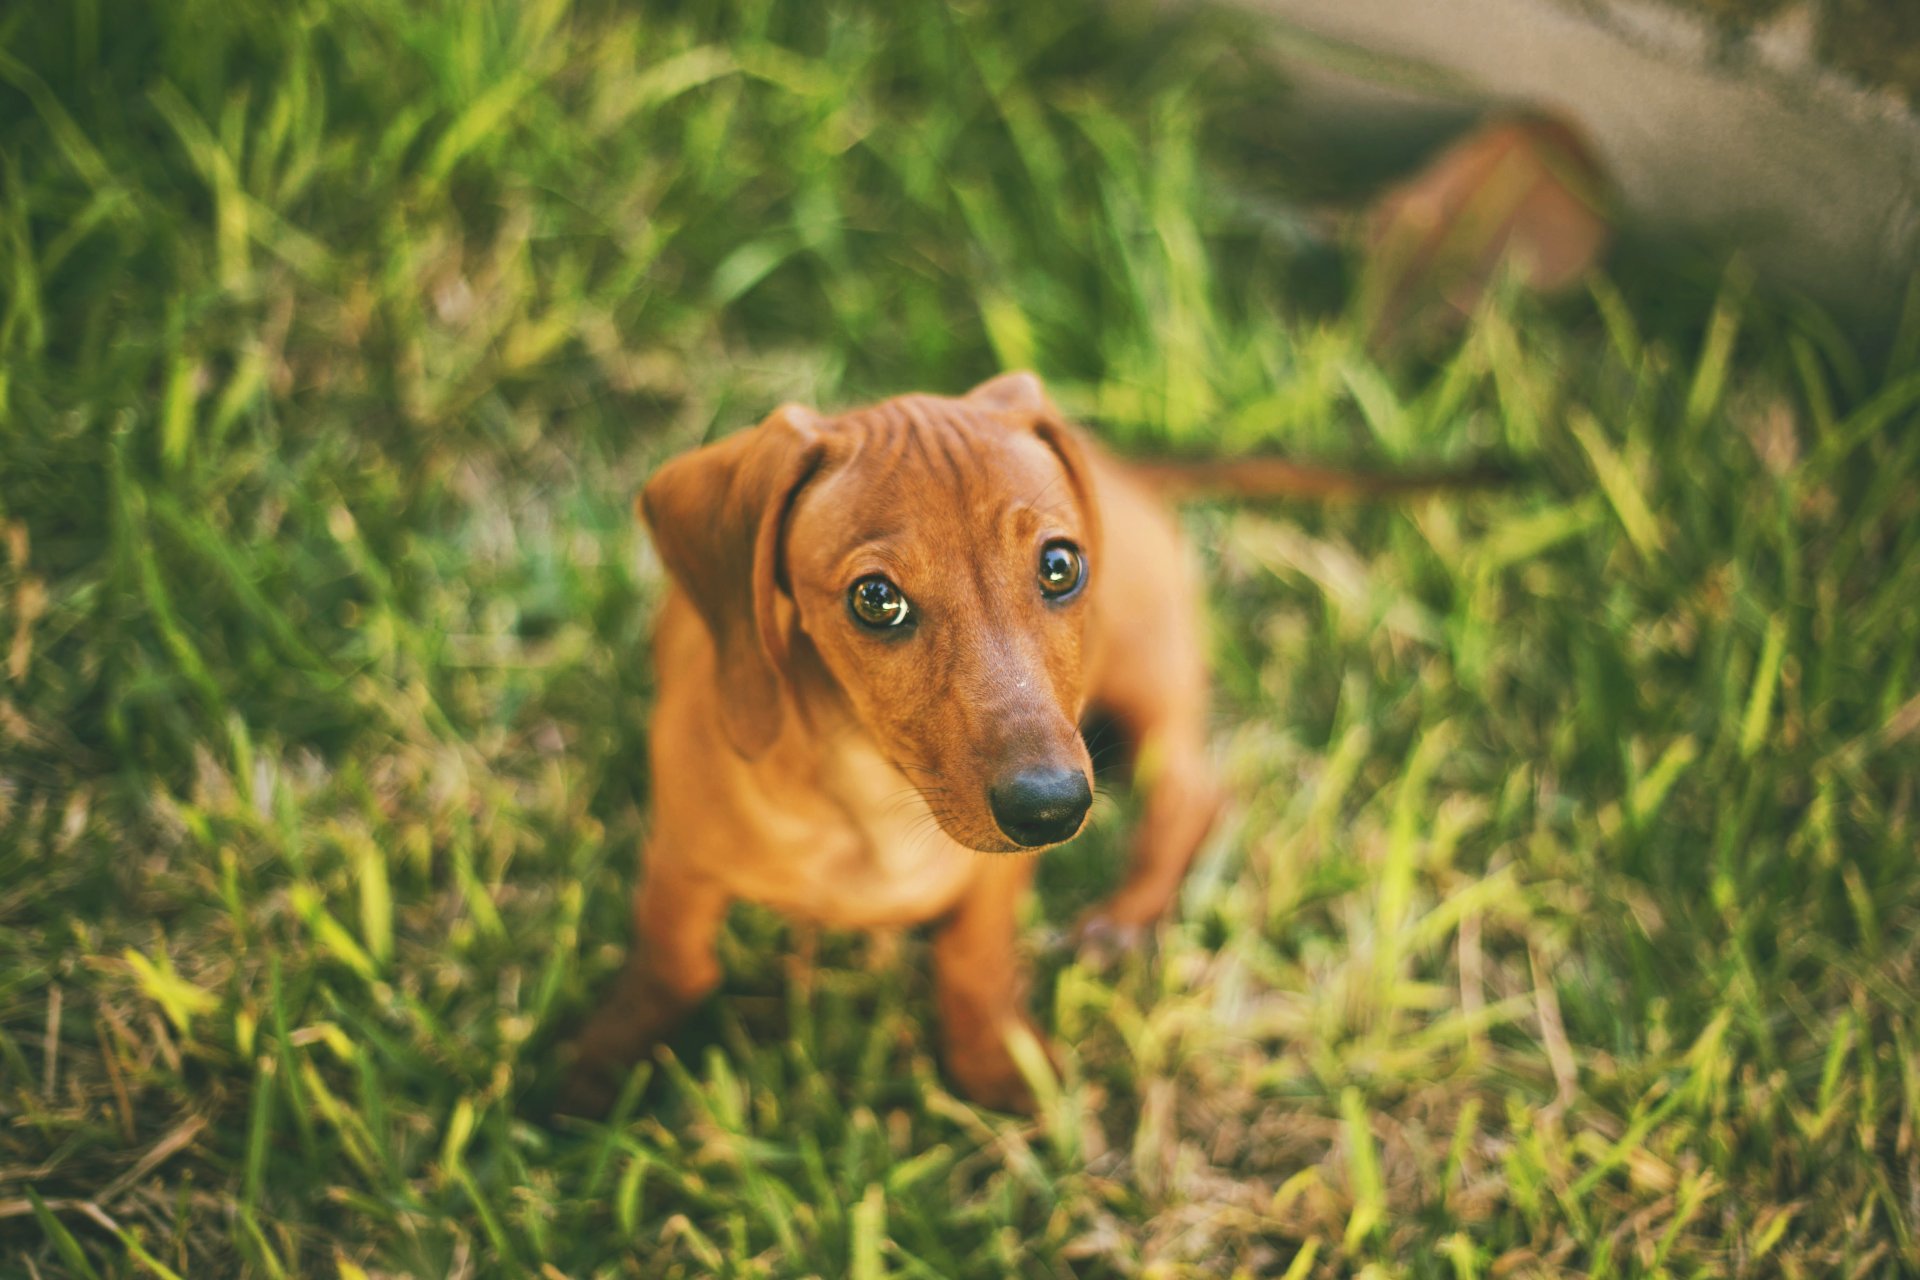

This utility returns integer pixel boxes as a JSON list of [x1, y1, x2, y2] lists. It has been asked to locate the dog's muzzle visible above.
[[987, 766, 1092, 848]]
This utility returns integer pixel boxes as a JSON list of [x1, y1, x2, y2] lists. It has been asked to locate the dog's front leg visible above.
[[932, 855, 1053, 1113], [559, 856, 729, 1114], [1078, 720, 1221, 954]]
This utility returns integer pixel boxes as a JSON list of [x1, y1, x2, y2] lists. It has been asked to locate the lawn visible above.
[[3, 0, 1918, 1276]]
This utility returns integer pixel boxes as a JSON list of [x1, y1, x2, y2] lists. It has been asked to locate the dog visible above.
[[560, 372, 1493, 1114]]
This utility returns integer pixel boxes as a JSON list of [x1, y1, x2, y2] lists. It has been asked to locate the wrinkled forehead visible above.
[[786, 399, 1083, 574]]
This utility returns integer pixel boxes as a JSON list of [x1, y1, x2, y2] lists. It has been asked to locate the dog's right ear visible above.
[[639, 405, 825, 758], [965, 370, 1053, 415]]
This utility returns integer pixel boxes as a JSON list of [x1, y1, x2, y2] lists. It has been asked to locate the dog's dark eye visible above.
[[1037, 540, 1085, 599], [848, 575, 912, 629]]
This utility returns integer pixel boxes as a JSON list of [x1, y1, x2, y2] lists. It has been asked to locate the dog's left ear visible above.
[[968, 371, 1104, 568], [639, 405, 825, 757]]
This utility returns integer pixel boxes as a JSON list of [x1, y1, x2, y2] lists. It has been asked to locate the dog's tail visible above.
[[1129, 455, 1515, 503]]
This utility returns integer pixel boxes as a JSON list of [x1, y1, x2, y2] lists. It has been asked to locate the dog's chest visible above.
[[748, 739, 975, 929]]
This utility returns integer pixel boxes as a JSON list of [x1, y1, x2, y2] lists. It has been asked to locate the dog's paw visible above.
[[945, 1046, 1040, 1115], [942, 1019, 1062, 1116], [547, 1032, 654, 1121], [1070, 911, 1152, 967], [551, 1056, 620, 1119]]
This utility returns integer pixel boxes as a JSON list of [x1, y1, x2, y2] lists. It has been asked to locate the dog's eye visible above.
[[1037, 540, 1085, 599], [848, 575, 912, 629]]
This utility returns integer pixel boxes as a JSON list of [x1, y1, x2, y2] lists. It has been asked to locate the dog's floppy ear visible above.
[[639, 405, 825, 757], [1031, 414, 1103, 575], [968, 372, 1104, 571]]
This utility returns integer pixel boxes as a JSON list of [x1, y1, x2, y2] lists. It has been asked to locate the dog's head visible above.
[[640, 372, 1099, 852]]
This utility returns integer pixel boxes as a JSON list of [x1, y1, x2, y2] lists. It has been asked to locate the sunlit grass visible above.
[[3, 0, 1918, 1275]]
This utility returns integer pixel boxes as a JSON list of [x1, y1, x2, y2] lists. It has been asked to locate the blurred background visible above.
[[2, 0, 1917, 1275]]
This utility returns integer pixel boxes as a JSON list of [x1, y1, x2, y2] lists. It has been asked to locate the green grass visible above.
[[3, 0, 1919, 1275]]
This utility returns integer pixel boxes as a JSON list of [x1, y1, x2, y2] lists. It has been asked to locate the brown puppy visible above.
[[562, 372, 1470, 1113]]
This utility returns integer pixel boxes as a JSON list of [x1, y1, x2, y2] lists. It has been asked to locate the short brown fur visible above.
[[562, 372, 1468, 1113]]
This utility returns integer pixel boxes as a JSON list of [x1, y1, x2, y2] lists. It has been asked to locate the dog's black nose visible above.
[[988, 767, 1092, 848]]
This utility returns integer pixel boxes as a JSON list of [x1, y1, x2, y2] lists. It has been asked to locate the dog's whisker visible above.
[[899, 817, 948, 862], [896, 763, 948, 783], [878, 783, 952, 818], [1020, 471, 1068, 512]]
